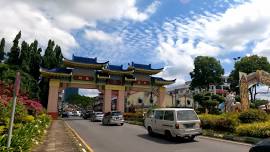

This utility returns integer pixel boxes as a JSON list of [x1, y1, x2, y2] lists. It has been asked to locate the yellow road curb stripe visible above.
[[64, 121, 94, 152]]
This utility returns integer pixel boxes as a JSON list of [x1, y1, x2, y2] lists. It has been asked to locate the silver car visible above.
[[102, 111, 124, 126], [91, 112, 104, 122]]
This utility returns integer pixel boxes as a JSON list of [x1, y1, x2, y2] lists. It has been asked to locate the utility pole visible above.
[[7, 72, 20, 148]]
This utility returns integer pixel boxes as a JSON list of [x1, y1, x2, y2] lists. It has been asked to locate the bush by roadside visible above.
[[199, 113, 239, 132], [238, 109, 268, 123], [0, 114, 51, 152], [236, 121, 270, 138]]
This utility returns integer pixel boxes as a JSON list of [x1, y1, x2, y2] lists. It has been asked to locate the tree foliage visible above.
[[1, 32, 64, 107], [190, 56, 224, 90], [0, 38, 5, 62], [193, 93, 224, 114], [6, 31, 21, 65], [229, 55, 270, 101], [66, 94, 96, 108]]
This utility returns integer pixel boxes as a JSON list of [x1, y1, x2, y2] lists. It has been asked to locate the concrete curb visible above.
[[202, 130, 261, 145], [199, 136, 252, 147], [64, 121, 94, 152]]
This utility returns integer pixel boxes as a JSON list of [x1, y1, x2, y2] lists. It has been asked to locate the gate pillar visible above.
[[103, 87, 112, 113], [47, 79, 60, 119], [157, 87, 166, 107], [117, 90, 125, 113]]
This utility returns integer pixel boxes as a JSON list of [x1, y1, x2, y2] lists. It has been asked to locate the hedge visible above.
[[238, 109, 268, 123], [236, 121, 270, 138], [199, 113, 239, 132], [124, 112, 144, 123]]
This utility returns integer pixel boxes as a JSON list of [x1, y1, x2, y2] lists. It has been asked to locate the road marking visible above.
[[64, 121, 95, 152], [199, 136, 252, 147]]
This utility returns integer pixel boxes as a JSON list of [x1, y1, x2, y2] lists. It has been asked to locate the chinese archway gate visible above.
[[41, 55, 175, 119]]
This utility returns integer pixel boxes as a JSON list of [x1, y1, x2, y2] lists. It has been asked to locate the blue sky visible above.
[[1, 0, 270, 96]]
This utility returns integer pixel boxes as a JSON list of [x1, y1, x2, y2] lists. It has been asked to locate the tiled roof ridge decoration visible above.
[[63, 55, 109, 65], [128, 62, 164, 70]]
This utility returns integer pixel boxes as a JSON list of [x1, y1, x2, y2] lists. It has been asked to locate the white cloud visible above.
[[84, 30, 122, 44], [0, 1, 78, 57], [79, 89, 100, 97], [156, 0, 270, 86], [253, 38, 270, 59], [220, 58, 233, 64], [0, 0, 159, 58]]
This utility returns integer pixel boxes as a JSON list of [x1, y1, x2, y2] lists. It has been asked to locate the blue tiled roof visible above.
[[107, 64, 123, 71], [131, 62, 151, 69], [47, 68, 72, 74], [72, 55, 98, 64]]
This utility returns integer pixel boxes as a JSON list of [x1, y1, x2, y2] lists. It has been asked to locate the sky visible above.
[[1, 0, 270, 97]]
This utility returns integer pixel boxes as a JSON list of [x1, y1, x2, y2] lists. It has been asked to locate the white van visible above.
[[144, 108, 202, 140]]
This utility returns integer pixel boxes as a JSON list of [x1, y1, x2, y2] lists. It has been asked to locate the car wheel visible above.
[[165, 130, 172, 140], [120, 123, 124, 126], [147, 126, 153, 136]]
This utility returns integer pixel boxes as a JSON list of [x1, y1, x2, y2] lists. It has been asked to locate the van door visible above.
[[163, 110, 175, 134], [153, 110, 164, 134]]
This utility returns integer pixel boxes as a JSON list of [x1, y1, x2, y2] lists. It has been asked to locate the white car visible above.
[[91, 112, 104, 122], [144, 108, 202, 141]]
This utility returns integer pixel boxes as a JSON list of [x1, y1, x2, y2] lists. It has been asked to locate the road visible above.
[[65, 119, 251, 152]]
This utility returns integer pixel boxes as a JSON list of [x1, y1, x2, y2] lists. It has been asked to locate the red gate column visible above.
[[47, 79, 60, 119], [117, 90, 125, 113], [103, 87, 112, 113], [157, 87, 166, 107]]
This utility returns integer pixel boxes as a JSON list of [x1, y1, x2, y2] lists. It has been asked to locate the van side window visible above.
[[154, 110, 164, 120], [164, 111, 174, 121]]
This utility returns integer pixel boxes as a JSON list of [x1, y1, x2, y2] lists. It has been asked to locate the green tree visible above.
[[66, 94, 96, 108], [190, 56, 224, 90], [29, 41, 42, 80], [42, 40, 56, 69], [193, 93, 221, 114], [6, 31, 21, 65], [229, 55, 270, 102], [0, 38, 5, 62], [54, 45, 63, 67], [19, 41, 30, 72]]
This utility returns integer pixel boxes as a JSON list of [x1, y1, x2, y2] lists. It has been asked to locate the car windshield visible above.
[[112, 112, 122, 116], [177, 110, 199, 121]]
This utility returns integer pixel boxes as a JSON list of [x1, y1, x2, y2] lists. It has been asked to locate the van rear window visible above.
[[177, 110, 198, 121]]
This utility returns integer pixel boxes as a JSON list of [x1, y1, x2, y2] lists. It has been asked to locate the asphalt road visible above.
[[65, 118, 251, 152]]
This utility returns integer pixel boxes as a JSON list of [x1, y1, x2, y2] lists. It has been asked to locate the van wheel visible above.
[[147, 127, 153, 136], [165, 130, 172, 140], [188, 136, 195, 141]]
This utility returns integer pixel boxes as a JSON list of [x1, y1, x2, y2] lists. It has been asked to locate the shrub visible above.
[[22, 115, 35, 123], [236, 121, 270, 138], [199, 113, 239, 132], [0, 114, 51, 151], [238, 109, 268, 123], [124, 112, 144, 123]]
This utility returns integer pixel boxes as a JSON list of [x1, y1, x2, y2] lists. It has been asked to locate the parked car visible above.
[[102, 111, 124, 126], [249, 138, 270, 152], [82, 110, 94, 119], [144, 108, 202, 141], [67, 111, 73, 117], [91, 112, 104, 122], [73, 111, 81, 117], [61, 111, 69, 118]]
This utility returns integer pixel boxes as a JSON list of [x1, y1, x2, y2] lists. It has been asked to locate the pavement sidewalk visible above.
[[32, 120, 82, 152]]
